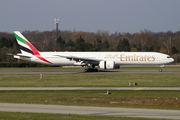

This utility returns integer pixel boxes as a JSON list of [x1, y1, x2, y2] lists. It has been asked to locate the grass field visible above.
[[0, 66, 179, 119], [0, 90, 180, 110], [0, 66, 179, 87], [0, 112, 169, 120], [0, 74, 180, 87]]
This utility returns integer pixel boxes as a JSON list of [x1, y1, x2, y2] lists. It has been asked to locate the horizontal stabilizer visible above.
[[14, 54, 33, 58]]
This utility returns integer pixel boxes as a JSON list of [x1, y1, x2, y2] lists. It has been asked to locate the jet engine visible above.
[[99, 61, 120, 70]]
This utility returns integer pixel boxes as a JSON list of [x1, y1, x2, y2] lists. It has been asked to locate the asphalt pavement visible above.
[[0, 103, 179, 119], [0, 87, 180, 90]]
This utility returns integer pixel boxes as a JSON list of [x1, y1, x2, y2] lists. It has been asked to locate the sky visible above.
[[1, 0, 180, 34]]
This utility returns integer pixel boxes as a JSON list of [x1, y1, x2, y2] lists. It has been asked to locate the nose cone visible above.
[[171, 58, 174, 63]]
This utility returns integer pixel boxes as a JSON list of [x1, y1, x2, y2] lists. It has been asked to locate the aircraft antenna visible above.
[[55, 15, 59, 39]]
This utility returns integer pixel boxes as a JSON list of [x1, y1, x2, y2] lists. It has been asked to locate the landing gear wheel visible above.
[[94, 69, 98, 72], [159, 69, 162, 72], [84, 68, 98, 72]]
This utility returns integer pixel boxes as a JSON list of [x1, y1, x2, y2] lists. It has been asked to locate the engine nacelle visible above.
[[99, 61, 120, 70]]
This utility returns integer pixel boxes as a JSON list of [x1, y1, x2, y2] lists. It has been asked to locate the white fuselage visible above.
[[26, 52, 174, 66]]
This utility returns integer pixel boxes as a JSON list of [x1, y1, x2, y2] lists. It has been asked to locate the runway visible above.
[[0, 103, 179, 119], [0, 87, 180, 90], [0, 70, 179, 74]]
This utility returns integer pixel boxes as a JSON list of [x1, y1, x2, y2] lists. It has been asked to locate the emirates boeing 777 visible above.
[[13, 31, 174, 72]]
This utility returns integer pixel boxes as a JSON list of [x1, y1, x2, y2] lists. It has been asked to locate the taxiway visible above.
[[0, 103, 179, 119], [0, 87, 180, 90], [0, 70, 179, 74]]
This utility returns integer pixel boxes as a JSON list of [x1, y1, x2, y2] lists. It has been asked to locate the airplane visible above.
[[13, 31, 174, 72]]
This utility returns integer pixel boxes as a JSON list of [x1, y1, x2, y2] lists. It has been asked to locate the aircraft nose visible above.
[[172, 58, 174, 62]]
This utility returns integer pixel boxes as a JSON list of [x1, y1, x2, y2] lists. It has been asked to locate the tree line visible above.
[[0, 29, 179, 64]]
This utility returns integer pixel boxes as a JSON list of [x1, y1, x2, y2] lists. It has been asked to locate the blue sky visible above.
[[1, 0, 180, 33]]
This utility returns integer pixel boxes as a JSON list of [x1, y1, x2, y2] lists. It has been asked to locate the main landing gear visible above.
[[84, 64, 98, 72], [84, 68, 98, 72]]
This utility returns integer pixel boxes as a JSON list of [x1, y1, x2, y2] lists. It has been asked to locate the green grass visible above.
[[0, 74, 180, 87], [0, 90, 180, 110], [0, 66, 179, 113], [0, 112, 169, 120]]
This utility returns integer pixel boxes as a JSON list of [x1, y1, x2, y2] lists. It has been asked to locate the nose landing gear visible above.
[[159, 65, 164, 72]]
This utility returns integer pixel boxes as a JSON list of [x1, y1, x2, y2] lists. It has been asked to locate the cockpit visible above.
[[166, 55, 174, 63]]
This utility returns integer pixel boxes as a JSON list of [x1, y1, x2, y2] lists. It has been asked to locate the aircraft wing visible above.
[[55, 55, 100, 65]]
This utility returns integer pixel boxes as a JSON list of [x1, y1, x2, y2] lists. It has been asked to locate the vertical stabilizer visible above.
[[14, 31, 38, 56], [14, 31, 52, 64]]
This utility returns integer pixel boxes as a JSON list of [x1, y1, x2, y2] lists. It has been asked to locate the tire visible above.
[[94, 69, 98, 72]]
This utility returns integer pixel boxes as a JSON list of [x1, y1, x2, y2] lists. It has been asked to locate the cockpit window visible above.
[[167, 56, 171, 58]]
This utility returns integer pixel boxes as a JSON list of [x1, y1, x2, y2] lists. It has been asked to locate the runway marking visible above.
[[134, 87, 145, 90]]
